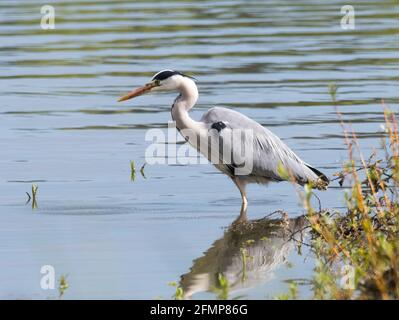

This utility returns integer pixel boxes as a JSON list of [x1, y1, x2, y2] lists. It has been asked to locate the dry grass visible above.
[[304, 106, 399, 299]]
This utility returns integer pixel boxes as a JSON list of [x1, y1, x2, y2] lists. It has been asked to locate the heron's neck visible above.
[[171, 78, 200, 131]]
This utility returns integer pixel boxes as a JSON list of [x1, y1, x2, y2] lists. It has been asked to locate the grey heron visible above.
[[179, 215, 308, 298], [118, 70, 329, 217]]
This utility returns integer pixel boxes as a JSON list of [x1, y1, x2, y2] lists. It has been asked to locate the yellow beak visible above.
[[118, 81, 157, 102]]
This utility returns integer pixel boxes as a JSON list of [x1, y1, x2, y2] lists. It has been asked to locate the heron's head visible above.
[[118, 70, 195, 102]]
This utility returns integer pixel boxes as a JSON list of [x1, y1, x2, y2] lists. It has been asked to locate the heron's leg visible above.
[[232, 177, 248, 222]]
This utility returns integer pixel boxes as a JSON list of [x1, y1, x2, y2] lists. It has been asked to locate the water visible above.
[[0, 0, 398, 299]]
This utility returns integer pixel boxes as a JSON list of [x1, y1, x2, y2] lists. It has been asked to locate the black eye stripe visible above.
[[152, 70, 181, 81], [152, 70, 196, 81]]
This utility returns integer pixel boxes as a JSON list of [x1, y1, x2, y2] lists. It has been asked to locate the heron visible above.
[[118, 70, 329, 218], [179, 215, 307, 298]]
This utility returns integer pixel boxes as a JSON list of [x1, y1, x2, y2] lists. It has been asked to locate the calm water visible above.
[[0, 0, 398, 299]]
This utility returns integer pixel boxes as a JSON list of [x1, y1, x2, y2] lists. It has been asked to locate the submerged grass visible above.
[[27, 184, 38, 210], [211, 273, 230, 300], [168, 281, 184, 300], [275, 282, 298, 300], [130, 160, 136, 182], [58, 274, 69, 299], [130, 160, 147, 181]]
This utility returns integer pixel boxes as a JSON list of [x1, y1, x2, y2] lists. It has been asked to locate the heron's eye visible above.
[[154, 80, 161, 86]]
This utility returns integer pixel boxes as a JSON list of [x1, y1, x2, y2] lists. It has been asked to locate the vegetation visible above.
[[130, 160, 136, 182], [26, 184, 38, 210], [303, 107, 399, 300], [284, 84, 399, 299], [168, 282, 184, 300], [211, 273, 230, 300], [275, 282, 298, 300], [130, 160, 147, 181], [58, 274, 69, 299]]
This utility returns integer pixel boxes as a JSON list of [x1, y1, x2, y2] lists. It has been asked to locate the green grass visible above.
[[130, 161, 147, 181], [29, 184, 38, 210], [130, 160, 136, 182], [58, 274, 69, 299]]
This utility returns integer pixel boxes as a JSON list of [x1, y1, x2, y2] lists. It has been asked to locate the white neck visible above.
[[171, 77, 200, 131]]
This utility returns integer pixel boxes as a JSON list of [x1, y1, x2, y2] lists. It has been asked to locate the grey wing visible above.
[[201, 107, 328, 186]]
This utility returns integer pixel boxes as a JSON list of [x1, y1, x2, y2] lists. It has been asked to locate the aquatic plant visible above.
[[130, 160, 136, 182], [275, 281, 298, 300], [211, 273, 230, 300], [29, 184, 38, 210], [130, 161, 147, 181], [240, 248, 248, 282], [168, 282, 184, 300], [328, 82, 338, 105], [58, 274, 69, 299]]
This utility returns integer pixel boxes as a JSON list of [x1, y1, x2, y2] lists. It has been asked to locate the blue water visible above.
[[0, 0, 398, 299]]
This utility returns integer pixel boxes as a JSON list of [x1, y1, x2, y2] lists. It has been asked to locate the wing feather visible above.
[[201, 107, 328, 187]]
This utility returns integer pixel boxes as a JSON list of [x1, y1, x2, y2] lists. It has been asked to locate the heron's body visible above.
[[118, 70, 329, 217]]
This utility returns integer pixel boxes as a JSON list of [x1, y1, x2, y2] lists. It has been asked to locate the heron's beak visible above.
[[118, 81, 158, 102]]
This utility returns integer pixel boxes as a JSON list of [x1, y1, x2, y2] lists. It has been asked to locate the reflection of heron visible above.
[[118, 70, 329, 216], [179, 215, 308, 299]]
